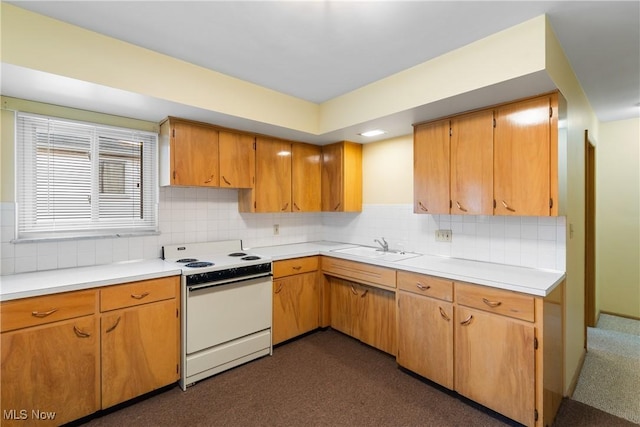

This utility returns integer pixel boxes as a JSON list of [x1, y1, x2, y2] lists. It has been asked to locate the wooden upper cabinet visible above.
[[494, 95, 554, 216], [254, 137, 292, 212], [292, 143, 321, 212], [219, 131, 255, 189], [450, 110, 494, 215], [321, 141, 362, 212], [165, 118, 219, 187], [413, 119, 450, 214]]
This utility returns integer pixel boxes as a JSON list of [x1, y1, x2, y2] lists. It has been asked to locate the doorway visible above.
[[584, 130, 596, 345]]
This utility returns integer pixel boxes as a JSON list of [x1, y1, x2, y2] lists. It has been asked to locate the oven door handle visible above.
[[187, 273, 272, 292]]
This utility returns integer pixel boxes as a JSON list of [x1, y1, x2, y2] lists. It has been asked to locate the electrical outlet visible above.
[[435, 229, 452, 242], [273, 224, 279, 235]]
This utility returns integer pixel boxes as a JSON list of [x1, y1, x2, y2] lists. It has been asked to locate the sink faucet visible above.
[[374, 237, 389, 252]]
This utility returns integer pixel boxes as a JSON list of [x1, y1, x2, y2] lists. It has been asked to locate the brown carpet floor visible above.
[[71, 329, 637, 427]]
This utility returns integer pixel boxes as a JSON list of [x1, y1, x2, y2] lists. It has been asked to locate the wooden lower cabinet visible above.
[[0, 315, 100, 426], [455, 306, 535, 426], [272, 271, 320, 345], [397, 291, 453, 389], [101, 299, 179, 408], [329, 277, 396, 355]]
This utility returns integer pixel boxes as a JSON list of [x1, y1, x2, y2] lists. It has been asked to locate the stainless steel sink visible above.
[[331, 246, 421, 262]]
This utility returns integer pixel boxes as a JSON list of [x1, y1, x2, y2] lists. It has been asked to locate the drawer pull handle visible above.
[[292, 266, 302, 271], [131, 292, 150, 300], [416, 283, 431, 291], [360, 289, 369, 298], [482, 298, 502, 308], [106, 316, 121, 333], [275, 284, 283, 294], [31, 308, 58, 318], [501, 200, 516, 212], [350, 285, 358, 295], [439, 307, 450, 321], [460, 315, 474, 326], [418, 201, 428, 212], [222, 176, 231, 186], [73, 325, 91, 338]]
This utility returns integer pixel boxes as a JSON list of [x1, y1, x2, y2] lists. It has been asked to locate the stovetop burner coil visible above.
[[185, 261, 214, 268]]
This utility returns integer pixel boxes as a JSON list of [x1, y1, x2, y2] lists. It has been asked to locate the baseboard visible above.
[[566, 348, 587, 397], [599, 310, 640, 322]]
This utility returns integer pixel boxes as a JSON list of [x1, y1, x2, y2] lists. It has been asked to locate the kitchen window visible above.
[[15, 112, 158, 240]]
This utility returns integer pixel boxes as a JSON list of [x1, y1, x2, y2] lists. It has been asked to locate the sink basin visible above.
[[331, 246, 421, 262]]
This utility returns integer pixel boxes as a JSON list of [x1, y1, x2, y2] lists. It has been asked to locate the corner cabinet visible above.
[[321, 141, 363, 212], [396, 269, 565, 427], [272, 257, 320, 345], [322, 257, 396, 355], [0, 290, 100, 427], [239, 138, 321, 213], [413, 92, 563, 217]]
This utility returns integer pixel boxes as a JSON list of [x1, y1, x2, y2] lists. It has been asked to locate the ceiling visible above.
[[2, 1, 639, 144]]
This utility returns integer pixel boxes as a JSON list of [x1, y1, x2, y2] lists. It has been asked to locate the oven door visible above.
[[185, 274, 272, 355]]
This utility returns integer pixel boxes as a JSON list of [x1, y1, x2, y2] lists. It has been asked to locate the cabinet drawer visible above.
[[321, 256, 396, 289], [455, 282, 534, 322], [397, 271, 453, 301], [273, 257, 318, 278], [0, 290, 97, 333], [101, 276, 178, 312]]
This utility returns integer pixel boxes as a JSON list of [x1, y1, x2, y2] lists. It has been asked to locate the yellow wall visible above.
[[362, 135, 413, 204], [597, 118, 640, 318]]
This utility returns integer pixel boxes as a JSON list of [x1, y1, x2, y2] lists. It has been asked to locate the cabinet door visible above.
[[101, 299, 179, 408], [292, 143, 321, 212], [329, 277, 358, 337], [494, 96, 551, 216], [450, 110, 494, 215], [358, 284, 396, 355], [219, 131, 255, 189], [1, 316, 99, 426], [455, 306, 535, 426], [172, 120, 219, 186], [397, 291, 453, 389], [414, 120, 450, 214], [321, 142, 362, 212], [255, 137, 292, 212], [272, 272, 319, 345]]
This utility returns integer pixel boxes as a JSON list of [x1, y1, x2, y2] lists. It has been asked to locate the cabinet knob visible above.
[[204, 175, 214, 184], [418, 201, 428, 212], [222, 176, 231, 186], [360, 289, 369, 298], [416, 283, 431, 291], [292, 266, 302, 271], [281, 202, 289, 211], [105, 316, 121, 333], [455, 201, 468, 212], [293, 202, 301, 211], [334, 202, 341, 211], [350, 285, 358, 295], [274, 284, 283, 294]]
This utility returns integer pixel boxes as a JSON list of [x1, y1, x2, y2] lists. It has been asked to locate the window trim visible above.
[[14, 112, 159, 242]]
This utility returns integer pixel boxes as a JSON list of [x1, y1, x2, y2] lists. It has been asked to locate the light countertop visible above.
[[0, 259, 182, 302], [1, 241, 565, 301]]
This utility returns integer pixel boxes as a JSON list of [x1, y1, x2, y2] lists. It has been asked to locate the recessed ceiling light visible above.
[[359, 129, 386, 137]]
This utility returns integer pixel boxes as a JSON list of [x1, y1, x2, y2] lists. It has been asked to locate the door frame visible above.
[[584, 130, 597, 345]]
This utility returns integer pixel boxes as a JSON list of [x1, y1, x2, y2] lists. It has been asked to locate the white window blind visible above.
[[16, 112, 158, 240]]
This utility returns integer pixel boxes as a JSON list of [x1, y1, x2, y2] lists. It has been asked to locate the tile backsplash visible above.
[[0, 189, 566, 275]]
